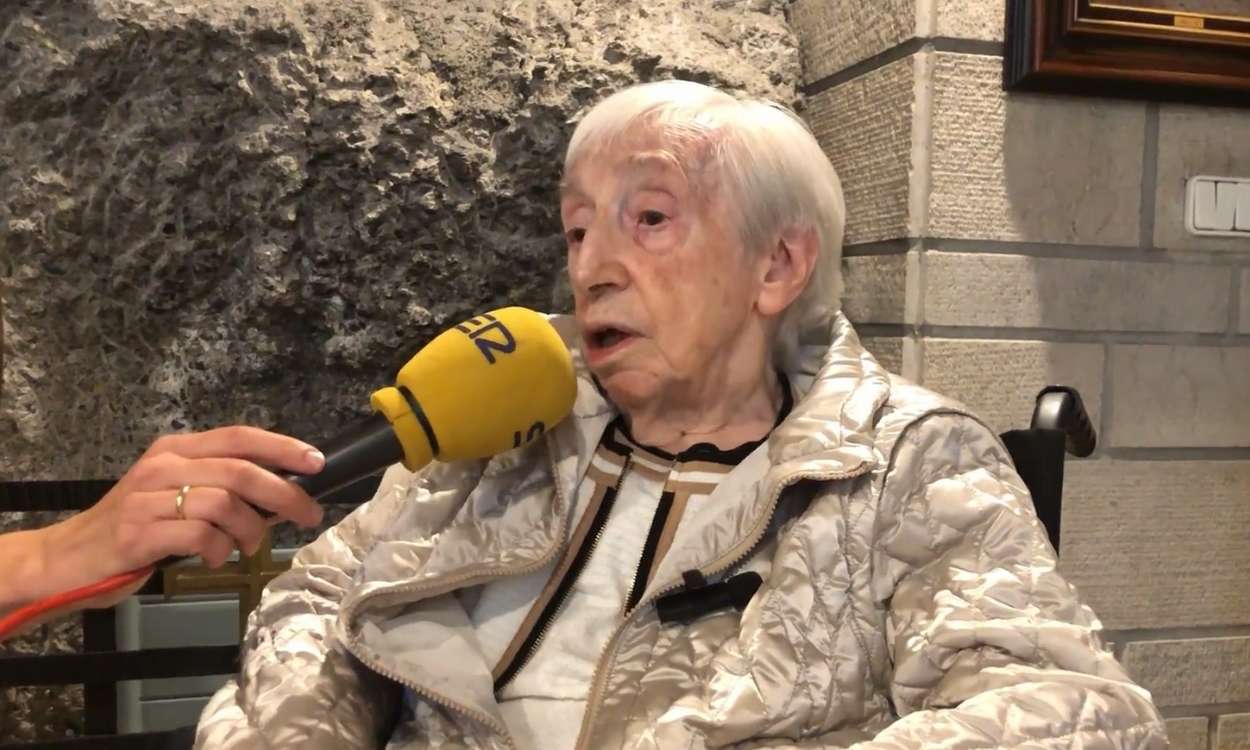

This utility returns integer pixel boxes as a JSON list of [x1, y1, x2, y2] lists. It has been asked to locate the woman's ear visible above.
[[756, 227, 818, 318]]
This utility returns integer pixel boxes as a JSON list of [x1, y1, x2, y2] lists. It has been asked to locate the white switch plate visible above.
[[1186, 175, 1250, 238]]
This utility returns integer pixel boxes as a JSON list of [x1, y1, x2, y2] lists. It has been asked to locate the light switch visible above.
[[1237, 182, 1250, 232], [1187, 176, 1250, 238], [1191, 179, 1220, 230]]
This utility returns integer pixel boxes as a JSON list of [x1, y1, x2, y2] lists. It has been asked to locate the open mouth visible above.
[[591, 327, 631, 348], [584, 325, 638, 359]]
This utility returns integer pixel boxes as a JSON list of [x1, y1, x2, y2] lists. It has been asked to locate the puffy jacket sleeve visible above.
[[194, 459, 479, 750], [839, 411, 1165, 750]]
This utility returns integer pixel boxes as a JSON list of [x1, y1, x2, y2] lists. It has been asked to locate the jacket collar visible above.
[[548, 310, 890, 481], [767, 312, 891, 477]]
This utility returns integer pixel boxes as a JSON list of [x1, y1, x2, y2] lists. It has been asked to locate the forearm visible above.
[[0, 526, 51, 614], [0, 512, 114, 616]]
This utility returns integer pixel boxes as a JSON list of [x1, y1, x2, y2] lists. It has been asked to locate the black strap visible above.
[[0, 645, 238, 687], [0, 726, 197, 750], [656, 571, 763, 625], [0, 480, 116, 512], [0, 477, 380, 514]]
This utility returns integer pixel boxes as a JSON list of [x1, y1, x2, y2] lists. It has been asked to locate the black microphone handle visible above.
[[158, 412, 404, 567], [277, 411, 406, 504]]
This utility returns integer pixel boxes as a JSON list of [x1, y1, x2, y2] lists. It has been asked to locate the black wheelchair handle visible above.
[[1030, 385, 1097, 458]]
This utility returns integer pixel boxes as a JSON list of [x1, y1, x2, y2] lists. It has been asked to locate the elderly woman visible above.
[[195, 81, 1165, 750]]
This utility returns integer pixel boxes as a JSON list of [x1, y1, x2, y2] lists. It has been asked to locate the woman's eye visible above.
[[639, 210, 667, 227]]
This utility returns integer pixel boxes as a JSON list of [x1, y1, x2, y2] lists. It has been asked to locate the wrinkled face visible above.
[[561, 138, 767, 409]]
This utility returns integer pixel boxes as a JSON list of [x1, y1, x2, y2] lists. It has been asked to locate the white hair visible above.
[[563, 79, 846, 370]]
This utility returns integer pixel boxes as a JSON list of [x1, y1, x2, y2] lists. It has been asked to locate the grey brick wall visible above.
[[1166, 717, 1210, 750], [1216, 713, 1250, 750], [794, 1, 1250, 744], [1240, 269, 1250, 334], [806, 58, 918, 244]]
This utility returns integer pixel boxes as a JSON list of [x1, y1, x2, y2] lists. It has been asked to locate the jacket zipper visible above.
[[494, 454, 634, 691], [340, 438, 575, 750], [573, 461, 871, 750], [347, 631, 514, 746], [623, 488, 675, 616]]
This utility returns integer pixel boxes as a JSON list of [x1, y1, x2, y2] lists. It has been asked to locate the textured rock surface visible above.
[[0, 0, 798, 483], [0, 631, 84, 744], [0, 0, 798, 740]]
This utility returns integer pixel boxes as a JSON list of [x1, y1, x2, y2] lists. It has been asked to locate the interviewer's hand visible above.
[[32, 426, 325, 600]]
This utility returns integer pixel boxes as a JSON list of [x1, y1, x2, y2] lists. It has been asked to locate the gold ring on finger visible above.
[[174, 485, 192, 520]]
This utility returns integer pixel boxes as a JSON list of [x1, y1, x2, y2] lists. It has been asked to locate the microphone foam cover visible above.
[[370, 307, 576, 471]]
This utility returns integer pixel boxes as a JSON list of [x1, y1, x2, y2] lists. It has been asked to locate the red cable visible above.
[[0, 566, 153, 641]]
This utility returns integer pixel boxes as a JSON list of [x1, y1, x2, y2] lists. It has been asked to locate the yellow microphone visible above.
[[285, 307, 576, 499]]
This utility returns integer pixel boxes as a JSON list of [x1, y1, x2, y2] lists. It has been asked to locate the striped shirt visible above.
[[466, 379, 793, 750]]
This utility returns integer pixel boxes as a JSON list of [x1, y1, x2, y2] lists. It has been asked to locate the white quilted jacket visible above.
[[196, 313, 1166, 749]]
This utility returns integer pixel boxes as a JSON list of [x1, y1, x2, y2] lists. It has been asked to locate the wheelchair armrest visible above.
[[1030, 385, 1097, 458]]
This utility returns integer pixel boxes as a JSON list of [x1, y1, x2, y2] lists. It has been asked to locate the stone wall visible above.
[[792, 1, 1250, 747], [0, 0, 798, 741]]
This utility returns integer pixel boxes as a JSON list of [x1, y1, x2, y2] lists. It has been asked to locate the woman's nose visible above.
[[569, 228, 625, 299]]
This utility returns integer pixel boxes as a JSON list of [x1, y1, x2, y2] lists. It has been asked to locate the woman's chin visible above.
[[594, 368, 662, 411]]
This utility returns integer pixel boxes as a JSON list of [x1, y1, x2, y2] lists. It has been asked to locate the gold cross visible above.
[[162, 530, 292, 637]]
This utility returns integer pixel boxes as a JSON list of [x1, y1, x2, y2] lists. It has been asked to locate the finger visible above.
[[167, 456, 323, 528], [145, 426, 325, 476], [133, 488, 267, 556], [120, 453, 324, 528], [137, 520, 236, 568]]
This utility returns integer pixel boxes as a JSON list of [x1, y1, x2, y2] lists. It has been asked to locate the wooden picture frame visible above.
[[1004, 0, 1250, 106]]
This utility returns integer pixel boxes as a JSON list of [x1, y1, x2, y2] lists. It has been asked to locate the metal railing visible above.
[[0, 477, 381, 749]]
